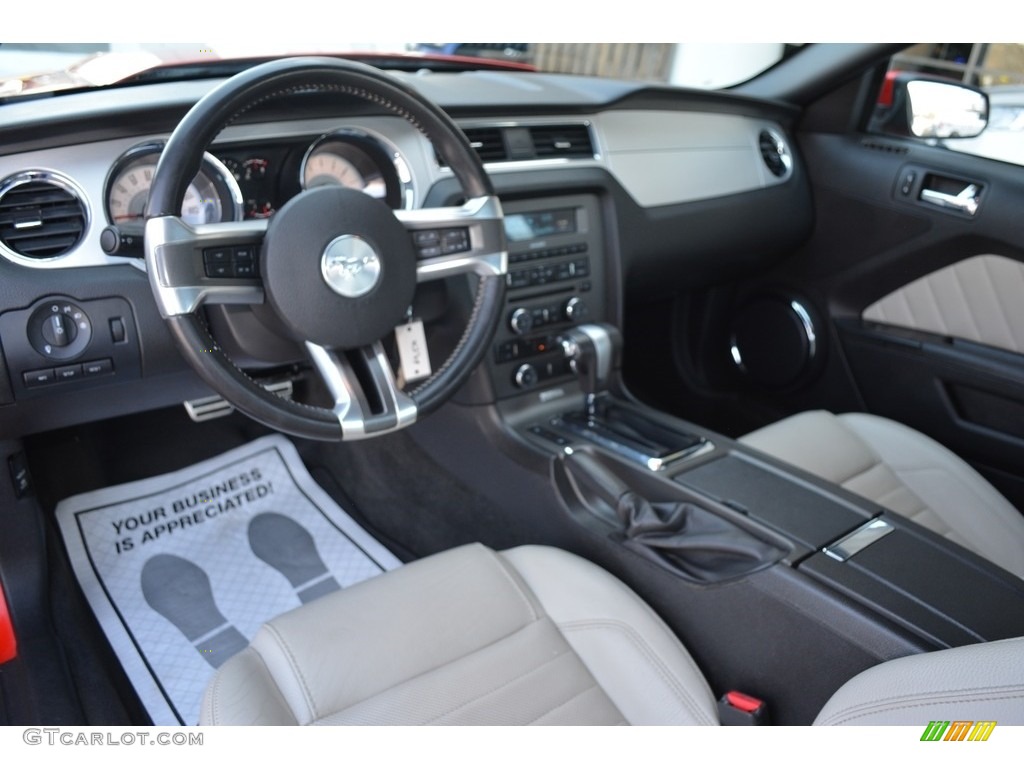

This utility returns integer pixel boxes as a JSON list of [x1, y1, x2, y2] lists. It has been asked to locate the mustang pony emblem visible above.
[[320, 235, 382, 298]]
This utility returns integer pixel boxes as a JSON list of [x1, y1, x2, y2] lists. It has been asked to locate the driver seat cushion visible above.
[[200, 543, 719, 725], [740, 410, 1024, 580]]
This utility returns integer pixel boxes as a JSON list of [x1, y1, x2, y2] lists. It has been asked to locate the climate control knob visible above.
[[564, 296, 589, 322], [509, 307, 534, 335], [513, 363, 539, 389]]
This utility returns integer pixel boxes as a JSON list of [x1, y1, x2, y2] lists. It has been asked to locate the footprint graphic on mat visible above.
[[248, 512, 341, 604], [140, 554, 248, 668]]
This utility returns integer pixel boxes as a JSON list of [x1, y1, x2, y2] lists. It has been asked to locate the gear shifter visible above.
[[560, 323, 623, 419], [553, 323, 706, 470]]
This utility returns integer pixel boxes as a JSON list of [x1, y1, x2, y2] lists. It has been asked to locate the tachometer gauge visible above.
[[299, 129, 413, 209], [105, 143, 242, 230], [108, 163, 221, 226]]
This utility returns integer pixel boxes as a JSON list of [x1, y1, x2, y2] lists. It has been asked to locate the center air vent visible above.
[[443, 123, 595, 166], [0, 172, 89, 261], [529, 124, 594, 159], [758, 129, 793, 179], [462, 127, 508, 162]]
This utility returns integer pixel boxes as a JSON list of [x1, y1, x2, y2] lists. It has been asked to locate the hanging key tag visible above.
[[395, 318, 432, 385]]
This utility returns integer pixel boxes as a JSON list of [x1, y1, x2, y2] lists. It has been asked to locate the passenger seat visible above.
[[740, 410, 1024, 581]]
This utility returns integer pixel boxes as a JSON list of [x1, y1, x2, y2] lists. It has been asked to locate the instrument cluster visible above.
[[104, 129, 414, 232]]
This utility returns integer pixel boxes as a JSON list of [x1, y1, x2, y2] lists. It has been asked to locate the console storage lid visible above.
[[801, 516, 1024, 647], [677, 452, 873, 551]]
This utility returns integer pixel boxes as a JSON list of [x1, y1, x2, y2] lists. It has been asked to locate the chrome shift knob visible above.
[[560, 323, 623, 418]]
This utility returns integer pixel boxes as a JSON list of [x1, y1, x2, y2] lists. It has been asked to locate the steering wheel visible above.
[[144, 58, 507, 441]]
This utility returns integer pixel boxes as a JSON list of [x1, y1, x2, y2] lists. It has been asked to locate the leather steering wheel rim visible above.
[[144, 57, 506, 441]]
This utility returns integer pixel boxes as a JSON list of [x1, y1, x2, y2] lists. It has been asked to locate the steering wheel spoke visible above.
[[305, 341, 417, 439], [396, 195, 507, 283], [145, 216, 267, 316]]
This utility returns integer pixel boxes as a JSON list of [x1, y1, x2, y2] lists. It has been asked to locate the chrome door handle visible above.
[[920, 184, 980, 215]]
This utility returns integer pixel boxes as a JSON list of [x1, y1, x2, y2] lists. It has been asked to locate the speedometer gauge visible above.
[[105, 143, 242, 230], [302, 152, 367, 191]]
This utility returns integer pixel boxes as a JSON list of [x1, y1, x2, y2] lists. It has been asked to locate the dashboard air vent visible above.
[[0, 172, 88, 260], [462, 127, 508, 162], [443, 123, 595, 166], [758, 129, 793, 179], [529, 124, 594, 159]]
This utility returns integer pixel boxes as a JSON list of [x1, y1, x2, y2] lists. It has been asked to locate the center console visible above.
[[479, 312, 1024, 721], [507, 322, 1024, 641]]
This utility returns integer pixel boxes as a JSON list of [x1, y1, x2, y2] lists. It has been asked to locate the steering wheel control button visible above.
[[28, 301, 92, 360], [23, 368, 56, 387], [232, 246, 258, 277], [440, 228, 469, 255], [411, 227, 470, 259], [321, 235, 382, 298], [412, 229, 441, 257], [202, 246, 260, 279], [203, 247, 231, 264]]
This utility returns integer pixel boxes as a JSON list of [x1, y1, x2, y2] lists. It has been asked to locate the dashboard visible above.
[[0, 67, 810, 439]]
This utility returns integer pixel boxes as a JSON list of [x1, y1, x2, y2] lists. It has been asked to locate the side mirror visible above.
[[871, 73, 989, 139], [907, 80, 988, 138]]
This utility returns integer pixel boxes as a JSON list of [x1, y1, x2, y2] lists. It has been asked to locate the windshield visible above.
[[0, 43, 799, 99]]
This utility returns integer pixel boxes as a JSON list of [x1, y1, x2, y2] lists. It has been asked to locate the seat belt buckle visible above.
[[717, 690, 769, 725]]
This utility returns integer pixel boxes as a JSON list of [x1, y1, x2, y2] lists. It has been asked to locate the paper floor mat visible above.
[[55, 434, 401, 726]]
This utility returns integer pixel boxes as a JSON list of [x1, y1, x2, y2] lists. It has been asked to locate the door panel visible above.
[[765, 128, 1024, 509], [862, 254, 1024, 355]]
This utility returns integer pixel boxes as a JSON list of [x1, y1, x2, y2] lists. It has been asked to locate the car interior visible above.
[[0, 42, 1023, 727]]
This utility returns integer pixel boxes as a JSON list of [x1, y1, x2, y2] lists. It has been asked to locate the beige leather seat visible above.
[[814, 635, 1024, 725], [740, 411, 1024, 581], [200, 543, 1024, 725]]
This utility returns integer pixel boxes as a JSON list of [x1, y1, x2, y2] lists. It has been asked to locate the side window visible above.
[[872, 44, 1024, 166]]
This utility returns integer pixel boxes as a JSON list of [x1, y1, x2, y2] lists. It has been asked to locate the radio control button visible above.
[[508, 271, 530, 288]]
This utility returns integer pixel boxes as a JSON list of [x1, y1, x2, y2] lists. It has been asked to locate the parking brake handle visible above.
[[562, 451, 784, 583]]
